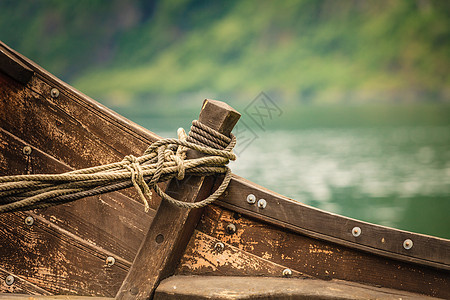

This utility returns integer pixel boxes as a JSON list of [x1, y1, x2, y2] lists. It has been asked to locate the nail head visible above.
[[352, 226, 361, 237], [226, 223, 236, 234], [403, 239, 413, 250], [50, 88, 60, 98], [25, 216, 34, 226], [106, 256, 115, 266], [5, 275, 14, 286], [282, 268, 292, 277], [257, 199, 267, 209], [247, 194, 256, 204], [22, 146, 32, 155], [214, 242, 225, 253]]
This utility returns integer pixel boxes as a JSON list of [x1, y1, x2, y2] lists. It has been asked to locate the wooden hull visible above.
[[0, 41, 449, 299]]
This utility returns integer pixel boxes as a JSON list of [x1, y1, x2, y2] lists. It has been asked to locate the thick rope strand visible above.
[[0, 120, 236, 213]]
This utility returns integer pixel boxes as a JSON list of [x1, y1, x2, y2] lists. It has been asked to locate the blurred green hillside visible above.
[[1, 0, 449, 126]]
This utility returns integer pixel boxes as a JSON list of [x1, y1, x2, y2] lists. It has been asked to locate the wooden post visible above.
[[116, 99, 240, 300]]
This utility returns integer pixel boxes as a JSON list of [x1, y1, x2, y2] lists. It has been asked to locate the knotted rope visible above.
[[0, 120, 236, 213]]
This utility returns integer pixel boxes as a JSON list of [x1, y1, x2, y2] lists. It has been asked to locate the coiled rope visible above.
[[0, 120, 236, 213]]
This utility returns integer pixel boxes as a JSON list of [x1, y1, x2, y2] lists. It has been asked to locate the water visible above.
[[158, 126, 450, 239]]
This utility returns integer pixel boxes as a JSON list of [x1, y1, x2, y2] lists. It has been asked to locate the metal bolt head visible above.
[[25, 216, 34, 226], [214, 242, 225, 253], [282, 268, 292, 278], [247, 194, 256, 204], [352, 226, 361, 237], [50, 88, 60, 98], [22, 146, 32, 155], [106, 256, 115, 266], [257, 199, 267, 209], [403, 239, 413, 250], [5, 275, 14, 286], [226, 223, 236, 234]]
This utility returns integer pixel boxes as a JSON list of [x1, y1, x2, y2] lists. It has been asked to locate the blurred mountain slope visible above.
[[1, 0, 449, 109]]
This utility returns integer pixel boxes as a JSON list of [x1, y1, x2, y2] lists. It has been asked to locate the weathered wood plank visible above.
[[0, 211, 129, 296], [0, 43, 164, 209], [194, 205, 450, 298], [0, 40, 170, 297], [217, 175, 450, 269], [0, 41, 159, 155], [0, 294, 113, 299], [155, 276, 436, 300], [0, 128, 154, 263], [175, 230, 307, 277], [0, 267, 51, 296], [116, 100, 241, 299]]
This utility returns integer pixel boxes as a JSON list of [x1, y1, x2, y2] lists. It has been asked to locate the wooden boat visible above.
[[0, 41, 448, 299]]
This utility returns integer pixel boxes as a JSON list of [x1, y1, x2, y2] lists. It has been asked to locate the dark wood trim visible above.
[[216, 175, 450, 270], [0, 47, 33, 84], [116, 100, 240, 300]]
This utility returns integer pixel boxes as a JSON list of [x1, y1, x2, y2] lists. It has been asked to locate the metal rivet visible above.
[[155, 234, 164, 244], [352, 226, 361, 237], [25, 216, 34, 226], [282, 268, 292, 278], [214, 242, 225, 253], [403, 239, 413, 250], [22, 146, 32, 155], [247, 194, 256, 204], [257, 199, 267, 209], [5, 275, 14, 286], [50, 88, 59, 98], [226, 223, 236, 234], [106, 256, 115, 266]]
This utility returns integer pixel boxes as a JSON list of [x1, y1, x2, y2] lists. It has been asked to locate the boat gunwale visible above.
[[217, 174, 450, 271], [1, 39, 448, 272]]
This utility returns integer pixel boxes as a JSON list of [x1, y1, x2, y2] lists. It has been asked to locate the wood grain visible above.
[[193, 205, 450, 298], [0, 293, 113, 299], [0, 128, 154, 263], [0, 212, 129, 296], [176, 230, 307, 277], [0, 41, 168, 297], [155, 276, 436, 300], [0, 267, 51, 296], [116, 100, 240, 300], [217, 174, 450, 270]]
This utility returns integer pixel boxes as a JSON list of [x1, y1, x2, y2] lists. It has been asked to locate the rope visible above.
[[0, 120, 236, 213]]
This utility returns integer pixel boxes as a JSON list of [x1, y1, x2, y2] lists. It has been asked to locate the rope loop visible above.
[[0, 120, 236, 213]]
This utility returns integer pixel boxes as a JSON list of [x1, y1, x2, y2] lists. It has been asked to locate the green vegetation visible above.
[[0, 0, 449, 126]]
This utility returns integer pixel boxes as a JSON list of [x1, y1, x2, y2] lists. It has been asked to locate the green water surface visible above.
[[154, 125, 450, 239]]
